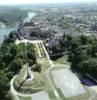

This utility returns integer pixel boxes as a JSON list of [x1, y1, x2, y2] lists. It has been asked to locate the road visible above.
[[44, 67, 62, 100], [10, 76, 19, 100], [15, 39, 43, 45], [41, 43, 54, 66]]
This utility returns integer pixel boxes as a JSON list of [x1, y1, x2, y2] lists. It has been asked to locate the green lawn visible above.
[[37, 58, 50, 71], [53, 55, 70, 65], [18, 96, 32, 100]]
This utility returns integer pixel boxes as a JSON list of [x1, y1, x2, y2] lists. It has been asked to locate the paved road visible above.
[[10, 75, 36, 97], [10, 76, 19, 100], [41, 43, 54, 66], [44, 67, 62, 100], [15, 39, 43, 45]]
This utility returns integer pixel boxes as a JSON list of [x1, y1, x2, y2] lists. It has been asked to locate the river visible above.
[[0, 12, 37, 43]]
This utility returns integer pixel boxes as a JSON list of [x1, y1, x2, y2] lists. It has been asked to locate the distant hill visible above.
[[0, 8, 28, 26]]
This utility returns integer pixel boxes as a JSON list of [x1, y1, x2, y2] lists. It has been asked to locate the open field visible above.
[[53, 55, 70, 65], [18, 96, 31, 100]]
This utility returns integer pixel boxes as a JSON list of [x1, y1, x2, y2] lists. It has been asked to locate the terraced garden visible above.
[[34, 43, 46, 58]]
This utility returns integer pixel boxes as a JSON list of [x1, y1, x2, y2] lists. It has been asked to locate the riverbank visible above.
[[0, 12, 37, 43]]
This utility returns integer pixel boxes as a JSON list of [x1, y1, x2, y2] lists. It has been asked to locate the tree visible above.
[[71, 47, 89, 69], [26, 43, 36, 65], [91, 43, 97, 57], [0, 71, 10, 100], [4, 31, 16, 43], [67, 37, 81, 62], [0, 42, 36, 99], [8, 58, 23, 74], [78, 58, 97, 78], [65, 35, 73, 50], [80, 35, 88, 45], [32, 63, 41, 73]]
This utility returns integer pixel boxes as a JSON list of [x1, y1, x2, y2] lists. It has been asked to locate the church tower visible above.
[[17, 16, 25, 37], [17, 16, 24, 30]]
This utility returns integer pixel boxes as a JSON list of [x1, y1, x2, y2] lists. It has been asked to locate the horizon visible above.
[[0, 0, 97, 5]]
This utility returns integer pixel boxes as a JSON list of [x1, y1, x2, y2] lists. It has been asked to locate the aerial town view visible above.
[[0, 0, 97, 100]]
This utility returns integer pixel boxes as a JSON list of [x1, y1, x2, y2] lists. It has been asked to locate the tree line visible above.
[[60, 34, 97, 79]]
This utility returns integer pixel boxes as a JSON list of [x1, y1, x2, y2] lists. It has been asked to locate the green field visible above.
[[53, 55, 70, 65], [18, 96, 32, 100]]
